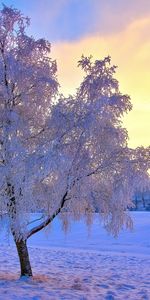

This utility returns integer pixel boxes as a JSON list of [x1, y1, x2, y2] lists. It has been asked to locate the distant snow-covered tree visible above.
[[0, 5, 149, 278]]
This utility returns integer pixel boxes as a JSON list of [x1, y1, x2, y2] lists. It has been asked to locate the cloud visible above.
[[51, 17, 150, 148], [93, 0, 150, 35], [29, 0, 150, 41]]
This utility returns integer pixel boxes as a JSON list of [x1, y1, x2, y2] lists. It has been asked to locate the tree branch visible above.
[[27, 214, 45, 226], [27, 191, 68, 239]]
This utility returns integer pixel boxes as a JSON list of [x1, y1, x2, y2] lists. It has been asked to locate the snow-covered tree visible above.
[[0, 6, 149, 278]]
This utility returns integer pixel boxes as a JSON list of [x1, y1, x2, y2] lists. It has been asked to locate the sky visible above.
[[1, 0, 150, 148]]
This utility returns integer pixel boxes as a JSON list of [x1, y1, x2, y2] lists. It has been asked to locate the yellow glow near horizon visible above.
[[51, 17, 150, 149]]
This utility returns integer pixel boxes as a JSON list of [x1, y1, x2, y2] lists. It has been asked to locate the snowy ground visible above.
[[0, 212, 150, 299]]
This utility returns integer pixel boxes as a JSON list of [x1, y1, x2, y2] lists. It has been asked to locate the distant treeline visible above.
[[131, 190, 150, 211]]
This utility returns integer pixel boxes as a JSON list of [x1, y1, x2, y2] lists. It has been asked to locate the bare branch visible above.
[[27, 191, 68, 239], [27, 214, 45, 226]]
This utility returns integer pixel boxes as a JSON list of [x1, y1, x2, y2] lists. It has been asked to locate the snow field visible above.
[[0, 212, 150, 299]]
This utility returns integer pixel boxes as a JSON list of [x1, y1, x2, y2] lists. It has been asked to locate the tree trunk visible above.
[[14, 239, 33, 277]]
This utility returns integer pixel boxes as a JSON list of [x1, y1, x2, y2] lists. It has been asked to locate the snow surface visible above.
[[0, 212, 150, 299]]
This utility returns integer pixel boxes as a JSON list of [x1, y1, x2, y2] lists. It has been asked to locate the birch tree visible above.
[[0, 6, 149, 278]]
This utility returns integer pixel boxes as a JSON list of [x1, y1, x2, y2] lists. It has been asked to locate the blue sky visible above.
[[1, 0, 95, 40], [1, 0, 150, 41]]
